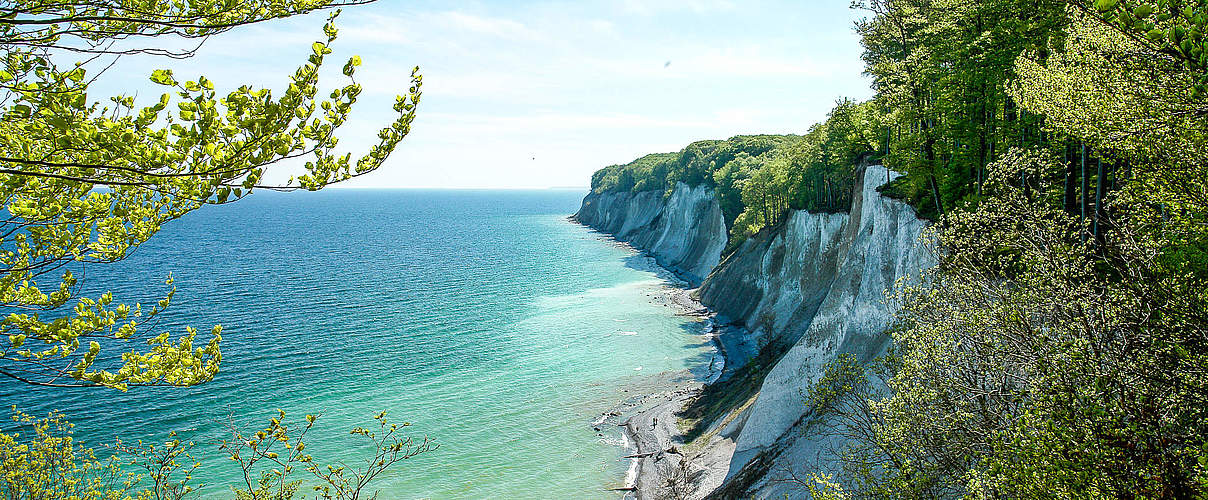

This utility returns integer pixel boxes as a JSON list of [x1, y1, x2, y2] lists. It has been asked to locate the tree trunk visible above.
[[978, 111, 988, 197], [983, 99, 997, 195], [1019, 107, 1026, 147], [1063, 141, 1079, 214], [1093, 157, 1106, 242], [928, 174, 944, 217], [1081, 143, 1090, 222]]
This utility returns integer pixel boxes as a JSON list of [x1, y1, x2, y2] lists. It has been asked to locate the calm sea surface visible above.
[[2, 189, 712, 498]]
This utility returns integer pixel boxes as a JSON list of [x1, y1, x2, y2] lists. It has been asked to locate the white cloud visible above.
[[85, 1, 869, 189], [437, 11, 545, 41], [619, 0, 738, 15], [418, 111, 706, 135], [342, 10, 544, 45], [341, 13, 415, 45], [587, 19, 619, 37]]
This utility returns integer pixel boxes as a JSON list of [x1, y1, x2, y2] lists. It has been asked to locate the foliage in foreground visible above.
[[0, 0, 421, 390], [0, 0, 435, 497], [795, 0, 1208, 497], [0, 407, 434, 499], [807, 152, 1208, 497]]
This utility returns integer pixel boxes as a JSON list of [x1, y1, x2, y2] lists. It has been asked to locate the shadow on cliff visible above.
[[675, 337, 794, 444], [676, 323, 721, 382], [621, 253, 698, 288]]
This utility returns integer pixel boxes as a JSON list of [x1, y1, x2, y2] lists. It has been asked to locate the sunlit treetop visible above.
[[0, 0, 421, 390]]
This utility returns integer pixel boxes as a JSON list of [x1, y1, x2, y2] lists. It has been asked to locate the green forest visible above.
[[592, 0, 1208, 496], [589, 98, 883, 249], [4, 0, 1208, 496]]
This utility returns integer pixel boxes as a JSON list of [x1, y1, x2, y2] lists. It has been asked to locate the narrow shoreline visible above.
[[569, 216, 738, 499]]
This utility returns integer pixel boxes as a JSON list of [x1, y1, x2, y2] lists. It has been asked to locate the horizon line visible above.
[[326, 185, 591, 191]]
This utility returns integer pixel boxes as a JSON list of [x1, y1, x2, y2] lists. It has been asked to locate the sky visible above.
[[89, 0, 873, 189]]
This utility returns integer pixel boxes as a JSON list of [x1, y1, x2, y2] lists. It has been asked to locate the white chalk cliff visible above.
[[575, 164, 936, 498], [574, 181, 727, 287]]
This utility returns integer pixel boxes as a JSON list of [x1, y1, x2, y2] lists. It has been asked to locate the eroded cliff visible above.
[[698, 164, 935, 499], [573, 182, 727, 286], [575, 164, 935, 499]]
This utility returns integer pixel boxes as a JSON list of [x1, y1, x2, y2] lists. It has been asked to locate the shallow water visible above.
[[1, 189, 713, 498]]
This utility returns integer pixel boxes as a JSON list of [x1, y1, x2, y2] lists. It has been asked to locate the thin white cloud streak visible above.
[[418, 111, 710, 134], [79, 1, 870, 189], [619, 0, 738, 15]]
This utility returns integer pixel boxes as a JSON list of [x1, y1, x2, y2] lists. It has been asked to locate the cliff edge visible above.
[[575, 163, 936, 498], [573, 181, 727, 287]]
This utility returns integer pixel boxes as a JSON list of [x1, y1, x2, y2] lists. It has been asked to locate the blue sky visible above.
[[91, 1, 872, 189]]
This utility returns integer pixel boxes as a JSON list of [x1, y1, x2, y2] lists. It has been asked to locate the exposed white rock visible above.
[[575, 182, 726, 286], [705, 164, 936, 498], [574, 164, 936, 499]]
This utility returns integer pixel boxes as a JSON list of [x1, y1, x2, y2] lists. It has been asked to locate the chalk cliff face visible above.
[[575, 164, 935, 498], [700, 164, 936, 498], [574, 182, 727, 286]]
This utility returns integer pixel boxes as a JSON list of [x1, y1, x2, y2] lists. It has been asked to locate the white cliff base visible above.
[[575, 164, 936, 499]]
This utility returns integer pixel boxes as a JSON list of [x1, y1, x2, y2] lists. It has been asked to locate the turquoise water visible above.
[[2, 190, 713, 498]]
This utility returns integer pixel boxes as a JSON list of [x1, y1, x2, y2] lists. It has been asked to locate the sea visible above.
[[1, 189, 715, 498]]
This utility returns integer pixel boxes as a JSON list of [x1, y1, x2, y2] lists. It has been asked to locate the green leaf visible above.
[[150, 69, 176, 86], [1095, 0, 1119, 12]]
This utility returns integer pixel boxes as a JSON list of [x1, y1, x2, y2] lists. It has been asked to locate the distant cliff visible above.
[[574, 163, 935, 499], [573, 182, 727, 287]]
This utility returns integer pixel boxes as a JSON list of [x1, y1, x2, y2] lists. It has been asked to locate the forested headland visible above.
[[3, 0, 1208, 496], [590, 1, 1208, 496]]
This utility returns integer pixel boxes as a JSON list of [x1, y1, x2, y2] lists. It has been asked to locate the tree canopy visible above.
[[0, 0, 421, 390], [590, 101, 888, 250], [796, 0, 1208, 497]]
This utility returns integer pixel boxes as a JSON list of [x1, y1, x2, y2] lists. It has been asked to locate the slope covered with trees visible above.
[[590, 99, 886, 249], [800, 0, 1208, 497], [590, 0, 1208, 495]]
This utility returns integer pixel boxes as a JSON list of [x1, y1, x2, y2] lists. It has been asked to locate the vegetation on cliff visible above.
[[802, 0, 1208, 497], [589, 0, 1208, 496], [589, 99, 886, 248]]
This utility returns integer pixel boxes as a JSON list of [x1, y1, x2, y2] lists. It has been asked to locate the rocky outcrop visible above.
[[575, 163, 936, 498], [696, 164, 936, 498], [574, 182, 727, 286]]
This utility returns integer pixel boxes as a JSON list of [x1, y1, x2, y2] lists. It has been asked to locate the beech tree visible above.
[[0, 0, 422, 390], [799, 1, 1208, 496], [0, 2, 435, 498], [853, 0, 1067, 218]]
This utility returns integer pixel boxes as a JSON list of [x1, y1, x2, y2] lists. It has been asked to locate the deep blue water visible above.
[[1, 189, 711, 498]]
